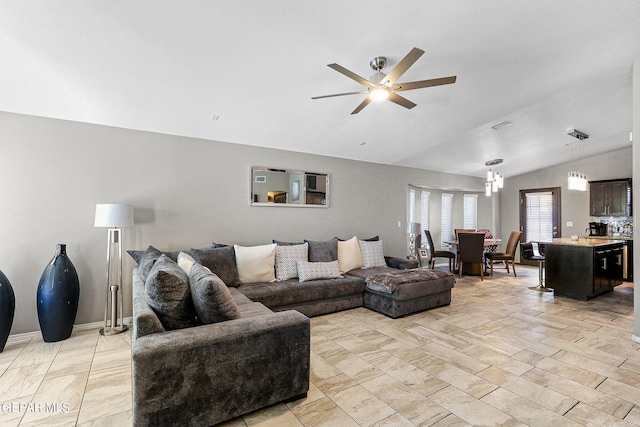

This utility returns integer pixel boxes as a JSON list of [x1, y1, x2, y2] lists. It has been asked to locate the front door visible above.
[[519, 187, 561, 265]]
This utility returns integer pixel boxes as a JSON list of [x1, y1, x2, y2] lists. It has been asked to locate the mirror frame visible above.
[[250, 167, 329, 208]]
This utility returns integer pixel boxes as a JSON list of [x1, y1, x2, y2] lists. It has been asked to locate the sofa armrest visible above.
[[385, 256, 419, 270], [132, 309, 310, 427]]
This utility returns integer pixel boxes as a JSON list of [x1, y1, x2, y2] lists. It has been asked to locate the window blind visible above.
[[409, 188, 416, 223], [525, 191, 554, 242], [463, 194, 477, 230], [420, 190, 430, 235], [441, 193, 453, 246]]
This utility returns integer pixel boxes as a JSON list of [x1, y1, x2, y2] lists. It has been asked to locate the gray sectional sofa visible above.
[[130, 237, 455, 426]]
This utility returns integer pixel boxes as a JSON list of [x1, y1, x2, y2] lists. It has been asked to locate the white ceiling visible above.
[[2, 1, 639, 178]]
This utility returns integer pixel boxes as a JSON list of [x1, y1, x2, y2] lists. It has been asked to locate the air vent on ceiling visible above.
[[491, 121, 512, 131], [567, 129, 589, 140]]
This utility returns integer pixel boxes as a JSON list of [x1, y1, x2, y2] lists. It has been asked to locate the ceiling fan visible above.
[[312, 47, 456, 115]]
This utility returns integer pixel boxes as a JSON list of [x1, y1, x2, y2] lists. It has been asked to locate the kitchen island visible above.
[[545, 238, 624, 300]]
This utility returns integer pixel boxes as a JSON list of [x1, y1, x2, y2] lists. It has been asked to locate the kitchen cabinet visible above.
[[589, 178, 631, 217], [546, 238, 623, 300]]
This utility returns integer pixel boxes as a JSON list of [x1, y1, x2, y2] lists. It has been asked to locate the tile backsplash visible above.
[[594, 218, 633, 236]]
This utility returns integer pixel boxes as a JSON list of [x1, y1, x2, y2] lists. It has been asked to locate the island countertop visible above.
[[549, 237, 625, 247]]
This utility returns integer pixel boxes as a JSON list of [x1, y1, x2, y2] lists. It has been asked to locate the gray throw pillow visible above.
[[189, 263, 240, 324], [145, 255, 197, 330], [189, 245, 241, 287], [305, 238, 339, 262], [128, 246, 163, 282]]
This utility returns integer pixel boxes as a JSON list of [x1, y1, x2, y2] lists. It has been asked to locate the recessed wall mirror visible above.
[[251, 167, 329, 207]]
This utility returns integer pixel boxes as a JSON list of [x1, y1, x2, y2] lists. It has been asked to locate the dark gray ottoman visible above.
[[364, 269, 455, 318]]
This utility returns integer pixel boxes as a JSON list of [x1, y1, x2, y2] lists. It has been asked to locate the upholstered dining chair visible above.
[[424, 230, 455, 271], [477, 229, 493, 238], [457, 232, 486, 280], [485, 231, 523, 277], [454, 229, 476, 240]]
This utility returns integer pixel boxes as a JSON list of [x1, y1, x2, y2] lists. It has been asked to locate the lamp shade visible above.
[[404, 222, 421, 234], [94, 204, 134, 228]]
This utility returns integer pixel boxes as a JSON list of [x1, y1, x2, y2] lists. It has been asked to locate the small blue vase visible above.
[[0, 269, 15, 352], [37, 244, 80, 342]]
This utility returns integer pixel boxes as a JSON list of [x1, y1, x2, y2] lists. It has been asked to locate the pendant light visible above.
[[485, 159, 504, 196], [566, 129, 589, 192]]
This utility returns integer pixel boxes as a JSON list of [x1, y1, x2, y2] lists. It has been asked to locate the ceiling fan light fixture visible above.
[[369, 87, 389, 101]]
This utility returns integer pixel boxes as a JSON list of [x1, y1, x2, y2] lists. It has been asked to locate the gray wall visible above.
[[0, 111, 488, 334], [500, 146, 633, 249]]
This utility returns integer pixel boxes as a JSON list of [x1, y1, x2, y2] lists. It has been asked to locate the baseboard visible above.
[[6, 317, 133, 346], [633, 334, 640, 344]]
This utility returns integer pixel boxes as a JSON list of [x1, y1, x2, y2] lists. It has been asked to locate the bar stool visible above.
[[520, 241, 550, 291]]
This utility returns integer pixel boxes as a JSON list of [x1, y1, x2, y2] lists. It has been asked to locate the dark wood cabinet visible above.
[[589, 179, 631, 217], [546, 240, 623, 300]]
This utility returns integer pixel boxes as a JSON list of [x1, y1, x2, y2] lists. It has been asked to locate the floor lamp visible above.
[[94, 204, 134, 336]]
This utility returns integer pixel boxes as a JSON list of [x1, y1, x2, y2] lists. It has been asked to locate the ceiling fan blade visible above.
[[327, 63, 374, 87], [351, 97, 373, 115], [393, 76, 457, 92], [387, 92, 417, 110], [311, 90, 368, 100], [382, 47, 425, 86]]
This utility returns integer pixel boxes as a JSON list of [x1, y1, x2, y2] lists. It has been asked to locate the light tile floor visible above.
[[1, 265, 639, 426]]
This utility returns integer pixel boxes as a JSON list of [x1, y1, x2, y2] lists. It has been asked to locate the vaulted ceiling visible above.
[[2, 1, 639, 178]]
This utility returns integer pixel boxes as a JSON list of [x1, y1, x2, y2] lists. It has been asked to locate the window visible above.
[[409, 188, 416, 223], [524, 191, 554, 242], [420, 190, 430, 236], [463, 194, 478, 230], [441, 193, 453, 246]]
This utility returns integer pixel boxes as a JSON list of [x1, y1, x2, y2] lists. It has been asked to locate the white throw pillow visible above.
[[275, 243, 308, 281], [234, 243, 277, 284], [337, 236, 363, 273], [177, 251, 196, 274], [359, 240, 387, 268], [297, 260, 342, 282]]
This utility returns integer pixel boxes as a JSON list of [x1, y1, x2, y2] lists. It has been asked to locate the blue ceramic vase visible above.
[[37, 244, 80, 342], [0, 269, 15, 352]]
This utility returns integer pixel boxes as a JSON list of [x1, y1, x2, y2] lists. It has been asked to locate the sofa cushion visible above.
[[129, 245, 219, 282], [189, 245, 241, 287], [275, 243, 308, 281], [234, 243, 277, 284], [272, 239, 304, 246], [338, 236, 363, 273], [129, 246, 164, 282], [145, 254, 197, 330], [297, 260, 342, 282], [305, 237, 338, 262], [177, 251, 196, 273], [188, 263, 241, 324], [359, 240, 387, 268], [236, 274, 365, 308]]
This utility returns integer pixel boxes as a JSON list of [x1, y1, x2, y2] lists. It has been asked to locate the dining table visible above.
[[443, 238, 503, 275]]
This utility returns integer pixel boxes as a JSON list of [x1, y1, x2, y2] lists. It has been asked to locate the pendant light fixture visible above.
[[566, 129, 589, 192], [485, 159, 504, 196]]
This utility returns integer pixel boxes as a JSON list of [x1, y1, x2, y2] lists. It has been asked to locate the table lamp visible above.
[[94, 204, 134, 335], [405, 222, 421, 260]]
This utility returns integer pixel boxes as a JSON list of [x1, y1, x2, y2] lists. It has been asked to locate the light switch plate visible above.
[[566, 221, 574, 227]]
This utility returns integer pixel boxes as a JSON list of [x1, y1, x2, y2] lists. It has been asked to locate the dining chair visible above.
[[485, 231, 523, 277], [457, 232, 486, 280], [453, 229, 475, 265], [424, 230, 455, 271], [477, 229, 493, 238], [454, 229, 476, 240]]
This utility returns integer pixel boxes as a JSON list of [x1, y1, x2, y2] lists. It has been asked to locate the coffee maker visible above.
[[588, 222, 608, 236]]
